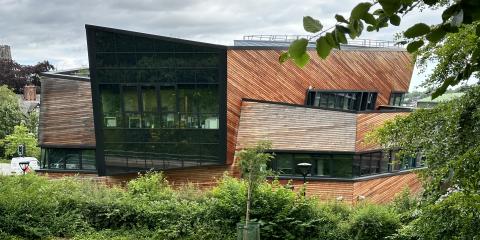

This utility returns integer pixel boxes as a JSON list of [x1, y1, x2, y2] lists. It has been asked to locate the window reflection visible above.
[[306, 91, 378, 111]]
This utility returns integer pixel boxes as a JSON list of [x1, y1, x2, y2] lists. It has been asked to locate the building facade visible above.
[[38, 25, 422, 203]]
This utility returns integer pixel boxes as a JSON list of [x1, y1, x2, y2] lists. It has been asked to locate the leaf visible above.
[[406, 40, 424, 53], [288, 38, 309, 58], [425, 26, 447, 43], [316, 37, 332, 59], [390, 14, 401, 26], [432, 76, 455, 99], [279, 52, 290, 63], [378, 0, 402, 16], [477, 24, 480, 36], [362, 13, 377, 25], [367, 25, 376, 32], [303, 16, 323, 33], [325, 32, 337, 47], [404, 23, 431, 38], [292, 52, 310, 67], [451, 9, 463, 27], [335, 14, 349, 24], [350, 2, 372, 20], [442, 4, 460, 21], [335, 29, 348, 44]]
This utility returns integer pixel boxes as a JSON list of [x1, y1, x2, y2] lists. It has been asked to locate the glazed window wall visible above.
[[270, 150, 422, 179], [306, 91, 377, 111], [40, 148, 96, 170], [389, 92, 405, 106], [92, 30, 224, 174]]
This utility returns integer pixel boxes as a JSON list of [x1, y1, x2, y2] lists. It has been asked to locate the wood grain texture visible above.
[[39, 77, 95, 147], [236, 101, 356, 152], [226, 49, 414, 164], [353, 172, 422, 204], [356, 112, 410, 151]]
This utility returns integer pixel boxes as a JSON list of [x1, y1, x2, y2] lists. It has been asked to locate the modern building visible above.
[[38, 25, 422, 203]]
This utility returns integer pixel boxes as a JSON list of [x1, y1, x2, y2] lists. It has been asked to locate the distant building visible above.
[[416, 92, 465, 108], [0, 45, 12, 60]]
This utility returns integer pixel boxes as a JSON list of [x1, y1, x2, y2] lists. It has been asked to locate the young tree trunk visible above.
[[244, 169, 253, 240]]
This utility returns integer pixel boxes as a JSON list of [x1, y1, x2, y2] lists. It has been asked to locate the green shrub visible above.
[[348, 204, 401, 240]]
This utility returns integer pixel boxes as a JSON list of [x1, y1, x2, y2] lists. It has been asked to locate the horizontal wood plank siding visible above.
[[355, 112, 410, 151], [39, 77, 95, 147], [227, 49, 413, 163], [236, 101, 356, 152], [353, 172, 422, 204]]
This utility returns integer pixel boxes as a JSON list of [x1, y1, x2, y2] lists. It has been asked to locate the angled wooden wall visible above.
[[236, 101, 356, 152], [226, 49, 413, 164], [355, 112, 410, 151], [39, 77, 95, 147]]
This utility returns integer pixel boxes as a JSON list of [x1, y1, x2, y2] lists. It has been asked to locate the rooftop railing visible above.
[[242, 35, 399, 48]]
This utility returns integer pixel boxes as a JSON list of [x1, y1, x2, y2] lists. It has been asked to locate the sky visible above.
[[0, 0, 442, 91]]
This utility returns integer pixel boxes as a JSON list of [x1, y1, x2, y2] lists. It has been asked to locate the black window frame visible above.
[[306, 90, 378, 111]]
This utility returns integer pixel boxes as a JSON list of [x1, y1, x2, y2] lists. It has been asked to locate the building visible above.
[[416, 92, 464, 108], [38, 25, 422, 203], [0, 45, 12, 60]]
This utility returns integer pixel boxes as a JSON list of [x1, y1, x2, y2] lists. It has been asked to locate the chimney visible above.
[[23, 85, 37, 101]]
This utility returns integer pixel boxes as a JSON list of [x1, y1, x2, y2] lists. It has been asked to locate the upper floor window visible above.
[[306, 90, 377, 111], [389, 92, 405, 106]]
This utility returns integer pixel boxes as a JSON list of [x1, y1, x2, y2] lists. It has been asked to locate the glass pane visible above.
[[178, 84, 196, 113], [360, 153, 371, 175], [126, 113, 142, 128], [275, 153, 294, 175], [319, 93, 328, 107], [327, 94, 335, 108], [143, 113, 157, 129], [370, 152, 382, 174], [82, 150, 96, 170], [179, 113, 199, 128], [160, 86, 176, 112], [101, 85, 122, 128], [123, 86, 139, 112], [200, 114, 219, 129], [162, 112, 177, 128], [197, 84, 218, 113], [313, 154, 331, 176], [142, 86, 157, 112], [332, 155, 353, 178], [294, 154, 314, 176]]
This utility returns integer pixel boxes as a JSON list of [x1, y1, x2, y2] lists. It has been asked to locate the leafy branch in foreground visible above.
[[281, 0, 480, 98]]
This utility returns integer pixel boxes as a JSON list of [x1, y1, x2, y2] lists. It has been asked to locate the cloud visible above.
[[0, 0, 442, 89]]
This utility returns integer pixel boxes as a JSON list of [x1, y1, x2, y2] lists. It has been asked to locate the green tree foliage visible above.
[[1, 125, 40, 159], [0, 85, 23, 140], [236, 141, 273, 228], [371, 85, 480, 200], [282, 0, 480, 98], [0, 59, 54, 94]]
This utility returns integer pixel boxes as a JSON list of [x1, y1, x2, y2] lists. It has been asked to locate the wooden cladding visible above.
[[355, 112, 410, 151], [39, 77, 95, 147], [227, 49, 413, 163], [236, 101, 356, 152]]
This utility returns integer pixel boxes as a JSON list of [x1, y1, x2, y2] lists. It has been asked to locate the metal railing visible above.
[[242, 35, 398, 48]]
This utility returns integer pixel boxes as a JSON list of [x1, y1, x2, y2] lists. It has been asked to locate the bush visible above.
[[348, 204, 401, 240]]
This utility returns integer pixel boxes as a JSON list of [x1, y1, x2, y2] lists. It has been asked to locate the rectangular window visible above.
[[41, 148, 96, 170], [275, 153, 294, 175], [142, 86, 157, 112], [123, 86, 139, 112], [306, 90, 377, 111], [389, 92, 405, 106]]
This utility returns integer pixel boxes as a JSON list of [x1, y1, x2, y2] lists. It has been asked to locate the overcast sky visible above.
[[0, 0, 443, 90]]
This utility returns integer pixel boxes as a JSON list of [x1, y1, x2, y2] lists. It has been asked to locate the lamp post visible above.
[[19, 161, 30, 175], [297, 162, 312, 196]]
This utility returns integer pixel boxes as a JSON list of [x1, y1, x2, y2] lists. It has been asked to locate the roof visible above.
[[417, 92, 465, 103]]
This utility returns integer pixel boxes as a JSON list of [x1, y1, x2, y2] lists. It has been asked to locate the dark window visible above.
[[41, 148, 96, 170], [306, 90, 377, 111], [389, 92, 405, 106], [92, 29, 224, 175]]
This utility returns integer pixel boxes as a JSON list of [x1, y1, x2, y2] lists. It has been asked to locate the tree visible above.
[[0, 125, 40, 159], [281, 0, 480, 98], [370, 85, 480, 200], [0, 59, 54, 93], [0, 85, 23, 140], [236, 141, 273, 238]]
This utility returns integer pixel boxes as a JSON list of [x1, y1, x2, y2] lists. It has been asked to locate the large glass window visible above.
[[306, 90, 377, 111], [92, 29, 224, 175], [41, 148, 96, 170], [389, 92, 405, 106]]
